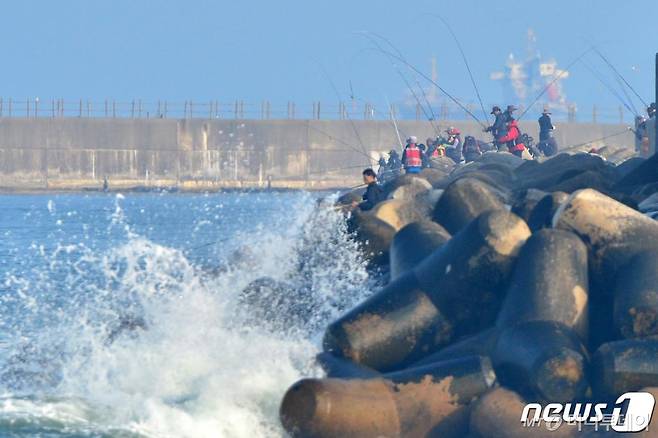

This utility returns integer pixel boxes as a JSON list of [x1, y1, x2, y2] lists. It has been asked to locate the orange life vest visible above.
[[405, 144, 422, 167]]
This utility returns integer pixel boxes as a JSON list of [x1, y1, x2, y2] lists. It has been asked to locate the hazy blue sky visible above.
[[1, 0, 656, 116]]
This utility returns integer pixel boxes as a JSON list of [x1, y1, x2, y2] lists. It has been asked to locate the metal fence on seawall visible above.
[[0, 98, 636, 124]]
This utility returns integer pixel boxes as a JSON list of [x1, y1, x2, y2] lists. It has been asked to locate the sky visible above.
[[0, 0, 656, 118]]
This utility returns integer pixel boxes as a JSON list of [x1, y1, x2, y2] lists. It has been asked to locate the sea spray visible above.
[[0, 191, 373, 437]]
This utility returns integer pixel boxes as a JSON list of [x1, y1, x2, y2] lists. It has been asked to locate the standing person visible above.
[[387, 149, 402, 177], [538, 108, 558, 157], [351, 168, 385, 211], [401, 136, 424, 174], [503, 105, 518, 151], [538, 108, 555, 142], [376, 156, 389, 181], [462, 135, 482, 163], [444, 127, 463, 164], [484, 106, 508, 151]]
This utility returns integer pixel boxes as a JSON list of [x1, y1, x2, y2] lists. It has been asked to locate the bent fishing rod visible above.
[[594, 47, 648, 109], [358, 31, 487, 130], [316, 62, 371, 165], [565, 127, 632, 150], [426, 13, 490, 125], [581, 60, 638, 117]]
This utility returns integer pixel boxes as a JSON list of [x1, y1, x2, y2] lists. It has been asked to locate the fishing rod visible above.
[[594, 47, 649, 109], [613, 74, 639, 117], [358, 31, 487, 129], [565, 127, 632, 150], [397, 70, 441, 136], [415, 78, 441, 125], [518, 47, 593, 121], [357, 32, 443, 135], [384, 94, 404, 149], [427, 13, 490, 125], [581, 60, 637, 116], [306, 124, 373, 161], [316, 62, 372, 166]]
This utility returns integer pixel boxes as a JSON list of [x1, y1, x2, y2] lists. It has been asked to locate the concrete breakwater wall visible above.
[[0, 118, 634, 191]]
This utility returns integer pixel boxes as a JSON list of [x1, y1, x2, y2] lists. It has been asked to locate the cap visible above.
[[491, 106, 501, 114], [506, 105, 518, 112], [407, 136, 418, 144]]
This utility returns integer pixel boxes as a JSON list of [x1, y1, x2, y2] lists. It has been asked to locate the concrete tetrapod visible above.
[[280, 355, 495, 438], [389, 221, 451, 280], [613, 250, 658, 339], [591, 338, 658, 397], [552, 189, 658, 288], [496, 229, 589, 341], [469, 387, 585, 438], [492, 321, 590, 403], [432, 177, 506, 234], [323, 210, 530, 371]]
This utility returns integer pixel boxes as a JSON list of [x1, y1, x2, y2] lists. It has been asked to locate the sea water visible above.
[[0, 191, 374, 437]]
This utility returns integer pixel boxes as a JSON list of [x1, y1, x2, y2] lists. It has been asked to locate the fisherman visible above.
[[444, 127, 463, 164], [352, 168, 385, 211], [401, 136, 424, 174], [387, 149, 402, 177], [484, 106, 508, 151], [377, 156, 388, 178], [462, 135, 482, 163], [538, 108, 558, 157], [538, 108, 555, 142], [503, 105, 517, 124]]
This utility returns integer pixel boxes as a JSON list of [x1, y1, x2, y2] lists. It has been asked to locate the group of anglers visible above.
[[376, 106, 559, 182]]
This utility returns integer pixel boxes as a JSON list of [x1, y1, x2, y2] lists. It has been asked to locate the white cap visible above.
[[407, 136, 418, 144]]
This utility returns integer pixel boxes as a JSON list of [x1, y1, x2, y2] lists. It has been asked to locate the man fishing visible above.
[[401, 136, 424, 174], [538, 108, 558, 156], [351, 168, 385, 211], [444, 127, 463, 164], [484, 106, 508, 151], [387, 149, 402, 178]]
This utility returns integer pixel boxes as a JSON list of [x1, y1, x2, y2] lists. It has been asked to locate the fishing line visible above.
[[565, 128, 631, 150], [426, 13, 490, 125], [358, 31, 487, 129], [316, 61, 371, 165], [581, 60, 637, 116], [594, 47, 649, 108], [518, 47, 593, 121]]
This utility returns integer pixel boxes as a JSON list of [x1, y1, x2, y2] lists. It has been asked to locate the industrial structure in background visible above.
[[490, 29, 570, 113]]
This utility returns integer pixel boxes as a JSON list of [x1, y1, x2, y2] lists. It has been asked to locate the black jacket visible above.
[[539, 114, 554, 134], [359, 182, 385, 211], [487, 113, 508, 138]]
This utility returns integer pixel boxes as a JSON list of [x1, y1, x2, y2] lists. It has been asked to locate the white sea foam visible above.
[[0, 193, 372, 437]]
